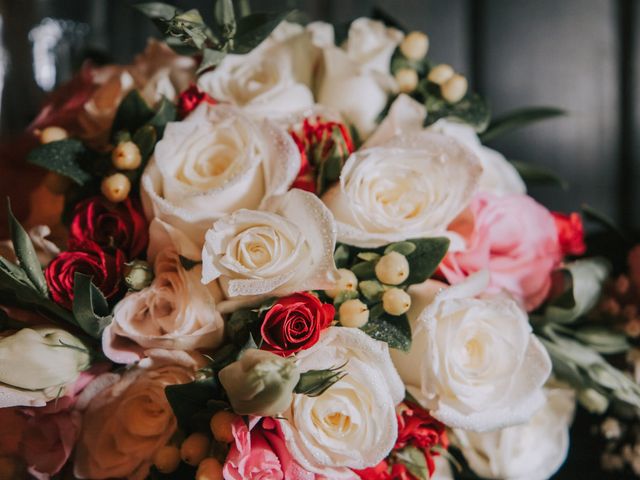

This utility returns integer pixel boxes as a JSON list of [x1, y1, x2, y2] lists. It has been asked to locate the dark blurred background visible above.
[[0, 0, 637, 478]]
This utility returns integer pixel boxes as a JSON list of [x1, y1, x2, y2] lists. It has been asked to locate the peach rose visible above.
[[441, 193, 562, 311], [73, 350, 202, 480]]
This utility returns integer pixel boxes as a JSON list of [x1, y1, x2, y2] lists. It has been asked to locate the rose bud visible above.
[[375, 251, 410, 285], [260, 292, 335, 356], [69, 196, 148, 258], [218, 349, 300, 417], [339, 299, 369, 328], [123, 260, 154, 291], [177, 84, 217, 119], [0, 327, 90, 394], [325, 268, 359, 299], [552, 212, 586, 256], [45, 241, 125, 310]]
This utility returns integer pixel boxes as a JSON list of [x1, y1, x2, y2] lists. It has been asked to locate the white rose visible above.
[[366, 95, 526, 196], [322, 130, 481, 248], [103, 220, 225, 364], [279, 327, 404, 477], [198, 22, 317, 118], [141, 103, 299, 248], [317, 19, 403, 138], [391, 271, 552, 431], [0, 327, 90, 407], [202, 189, 338, 308], [453, 388, 575, 480], [429, 119, 526, 195]]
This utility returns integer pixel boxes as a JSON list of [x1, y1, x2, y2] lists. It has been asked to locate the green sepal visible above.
[[72, 273, 112, 339]]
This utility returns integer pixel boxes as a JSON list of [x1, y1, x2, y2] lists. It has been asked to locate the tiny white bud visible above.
[[382, 288, 411, 316], [395, 68, 419, 94], [427, 64, 455, 85], [112, 141, 142, 170], [400, 31, 429, 60], [375, 251, 409, 285], [101, 173, 131, 203], [339, 299, 369, 328], [441, 73, 468, 104], [39, 126, 68, 144], [325, 268, 359, 299]]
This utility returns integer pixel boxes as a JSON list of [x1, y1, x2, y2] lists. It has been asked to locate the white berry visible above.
[[153, 445, 181, 474], [427, 64, 455, 85], [375, 252, 409, 285], [112, 141, 142, 170], [101, 173, 131, 203], [325, 268, 359, 299], [382, 288, 412, 316], [395, 68, 419, 93], [181, 432, 210, 466], [400, 31, 429, 60], [339, 299, 369, 328], [441, 73, 468, 103]]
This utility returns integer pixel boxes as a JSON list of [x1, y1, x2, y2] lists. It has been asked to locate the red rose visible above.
[[260, 292, 334, 356], [69, 196, 148, 259], [177, 84, 217, 119], [45, 242, 125, 310], [354, 461, 414, 480], [552, 211, 586, 256]]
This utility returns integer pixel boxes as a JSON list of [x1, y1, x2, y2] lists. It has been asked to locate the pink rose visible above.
[[0, 367, 106, 480], [224, 416, 324, 480], [441, 193, 562, 311], [73, 350, 202, 480]]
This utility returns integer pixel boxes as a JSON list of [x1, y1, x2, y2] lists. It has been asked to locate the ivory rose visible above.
[[201, 189, 338, 304], [391, 272, 552, 432], [453, 388, 575, 480], [103, 220, 225, 364], [198, 22, 319, 118], [322, 130, 481, 248], [73, 350, 202, 480], [141, 103, 299, 246], [279, 327, 403, 477], [0, 327, 90, 408], [441, 193, 562, 311], [317, 19, 403, 138], [366, 95, 525, 196]]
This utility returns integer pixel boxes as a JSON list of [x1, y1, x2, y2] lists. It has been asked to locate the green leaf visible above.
[[214, 0, 236, 39], [132, 125, 157, 163], [7, 200, 48, 296], [395, 445, 429, 480], [295, 364, 347, 397], [197, 48, 228, 74], [227, 308, 260, 346], [384, 241, 416, 256], [480, 107, 566, 143], [178, 255, 202, 271], [582, 204, 630, 242], [351, 261, 376, 280], [544, 258, 610, 324], [356, 252, 380, 262], [573, 326, 629, 354], [423, 92, 491, 133], [361, 307, 411, 351], [72, 273, 112, 339], [358, 280, 385, 302], [510, 160, 568, 189], [165, 377, 223, 432], [404, 237, 450, 285], [111, 90, 155, 140], [27, 139, 91, 185], [147, 96, 177, 137], [231, 11, 291, 54], [134, 2, 178, 19], [334, 244, 350, 269]]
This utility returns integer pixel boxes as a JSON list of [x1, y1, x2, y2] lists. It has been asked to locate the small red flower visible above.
[[69, 196, 148, 259], [260, 292, 335, 356], [45, 241, 125, 310], [289, 117, 355, 194], [177, 84, 217, 119], [552, 211, 586, 256]]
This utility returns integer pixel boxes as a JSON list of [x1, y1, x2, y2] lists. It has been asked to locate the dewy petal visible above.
[[363, 94, 426, 148]]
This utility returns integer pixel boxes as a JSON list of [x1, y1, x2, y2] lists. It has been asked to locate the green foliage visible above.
[[510, 160, 568, 189], [165, 377, 227, 432], [423, 91, 491, 133], [27, 139, 91, 185], [111, 90, 156, 139], [295, 364, 347, 397], [360, 304, 412, 352], [395, 445, 429, 480], [480, 106, 566, 143], [72, 273, 112, 339]]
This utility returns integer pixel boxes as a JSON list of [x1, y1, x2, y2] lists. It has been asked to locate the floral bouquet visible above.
[[0, 2, 635, 480]]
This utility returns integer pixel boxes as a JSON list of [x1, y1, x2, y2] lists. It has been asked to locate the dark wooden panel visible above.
[[631, 0, 640, 230], [480, 0, 620, 221]]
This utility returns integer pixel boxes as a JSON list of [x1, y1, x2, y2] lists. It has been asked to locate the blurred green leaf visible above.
[[111, 90, 155, 140], [27, 139, 91, 185], [510, 160, 568, 189], [361, 305, 411, 351], [72, 273, 112, 339], [480, 106, 566, 143], [232, 11, 291, 54]]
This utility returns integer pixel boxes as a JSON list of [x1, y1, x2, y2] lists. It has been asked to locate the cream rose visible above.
[[366, 95, 525, 196], [201, 189, 338, 306], [317, 19, 403, 138], [453, 388, 575, 480], [279, 327, 404, 477], [391, 272, 552, 431], [0, 327, 90, 407], [141, 103, 299, 247], [73, 350, 202, 480], [322, 130, 481, 248], [103, 220, 225, 364], [198, 22, 319, 118]]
